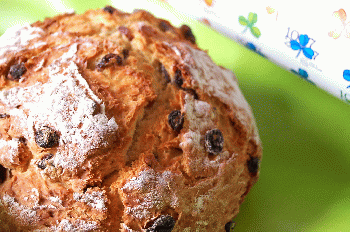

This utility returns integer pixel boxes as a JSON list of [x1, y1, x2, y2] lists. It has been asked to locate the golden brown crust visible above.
[[0, 6, 262, 231]]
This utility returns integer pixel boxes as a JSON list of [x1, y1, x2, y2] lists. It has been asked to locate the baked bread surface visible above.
[[0, 6, 262, 231]]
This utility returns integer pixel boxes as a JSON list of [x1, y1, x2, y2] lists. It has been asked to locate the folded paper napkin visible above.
[[162, 0, 350, 103]]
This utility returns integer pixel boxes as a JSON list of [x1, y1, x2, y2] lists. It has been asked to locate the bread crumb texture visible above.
[[0, 6, 262, 232]]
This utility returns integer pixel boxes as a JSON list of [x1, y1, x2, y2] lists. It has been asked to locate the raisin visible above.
[[0, 164, 7, 184], [37, 153, 54, 170], [18, 137, 27, 144], [205, 129, 224, 154], [0, 113, 10, 119], [96, 53, 123, 71], [35, 125, 59, 148], [168, 110, 184, 132], [103, 5, 116, 14], [159, 63, 170, 83], [146, 215, 176, 232], [247, 157, 260, 174], [183, 88, 199, 100], [180, 25, 196, 44], [118, 26, 134, 41], [8, 63, 27, 81], [159, 20, 171, 32], [122, 49, 129, 60], [225, 221, 236, 232], [174, 69, 183, 88]]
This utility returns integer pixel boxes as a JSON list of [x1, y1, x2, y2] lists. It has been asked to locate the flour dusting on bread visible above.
[[0, 7, 262, 231], [0, 24, 45, 65]]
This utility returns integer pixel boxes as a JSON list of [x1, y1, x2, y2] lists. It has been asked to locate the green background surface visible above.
[[1, 0, 350, 231]]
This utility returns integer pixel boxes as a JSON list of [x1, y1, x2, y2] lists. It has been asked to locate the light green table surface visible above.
[[1, 0, 350, 231]]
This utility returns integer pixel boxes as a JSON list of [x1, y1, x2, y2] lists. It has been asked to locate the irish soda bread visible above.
[[0, 6, 262, 231]]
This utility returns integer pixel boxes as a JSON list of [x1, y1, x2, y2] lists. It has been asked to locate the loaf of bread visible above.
[[0, 6, 262, 231]]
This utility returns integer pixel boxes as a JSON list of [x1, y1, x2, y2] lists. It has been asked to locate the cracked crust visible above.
[[0, 6, 262, 232]]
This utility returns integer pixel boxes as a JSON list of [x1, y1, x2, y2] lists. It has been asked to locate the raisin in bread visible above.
[[0, 6, 262, 231]]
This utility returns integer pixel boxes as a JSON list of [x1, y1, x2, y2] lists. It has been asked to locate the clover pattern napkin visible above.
[[162, 0, 350, 103]]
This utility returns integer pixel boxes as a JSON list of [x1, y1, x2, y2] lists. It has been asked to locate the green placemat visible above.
[[1, 0, 350, 231]]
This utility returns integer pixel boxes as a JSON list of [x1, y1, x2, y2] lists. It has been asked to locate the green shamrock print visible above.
[[239, 12, 261, 38]]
